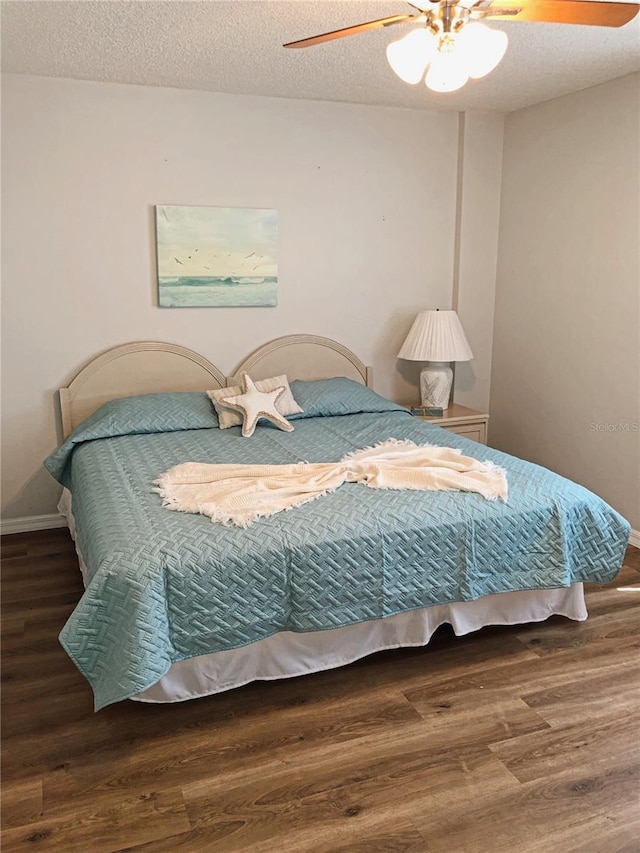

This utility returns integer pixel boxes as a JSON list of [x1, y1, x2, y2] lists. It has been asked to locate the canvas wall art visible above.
[[156, 205, 278, 307]]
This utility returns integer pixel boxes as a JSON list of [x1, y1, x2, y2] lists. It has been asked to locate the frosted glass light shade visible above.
[[386, 28, 437, 84], [398, 310, 474, 362], [457, 23, 508, 79], [424, 46, 469, 93]]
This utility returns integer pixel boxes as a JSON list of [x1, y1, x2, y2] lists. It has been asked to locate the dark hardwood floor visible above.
[[2, 528, 639, 852]]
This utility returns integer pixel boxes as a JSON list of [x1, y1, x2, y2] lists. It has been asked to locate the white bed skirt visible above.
[[59, 490, 587, 705]]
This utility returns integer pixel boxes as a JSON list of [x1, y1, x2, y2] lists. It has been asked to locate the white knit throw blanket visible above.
[[154, 439, 508, 528]]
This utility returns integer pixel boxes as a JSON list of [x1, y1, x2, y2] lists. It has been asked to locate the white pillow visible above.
[[221, 374, 295, 438], [208, 374, 302, 429]]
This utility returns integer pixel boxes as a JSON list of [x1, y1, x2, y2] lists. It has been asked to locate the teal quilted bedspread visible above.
[[45, 384, 629, 710]]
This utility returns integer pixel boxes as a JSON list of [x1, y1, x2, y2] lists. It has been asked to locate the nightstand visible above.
[[408, 403, 489, 445]]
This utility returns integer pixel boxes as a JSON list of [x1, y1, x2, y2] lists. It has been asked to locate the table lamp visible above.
[[398, 309, 473, 409]]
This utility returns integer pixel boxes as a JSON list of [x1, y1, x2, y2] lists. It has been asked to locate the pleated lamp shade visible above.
[[398, 310, 473, 362], [398, 309, 473, 408]]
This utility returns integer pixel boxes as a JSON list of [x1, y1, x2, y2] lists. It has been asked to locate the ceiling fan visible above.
[[283, 1, 640, 92]]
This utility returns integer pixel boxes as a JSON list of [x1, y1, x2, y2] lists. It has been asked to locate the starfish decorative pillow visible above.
[[220, 373, 295, 437], [207, 374, 302, 429]]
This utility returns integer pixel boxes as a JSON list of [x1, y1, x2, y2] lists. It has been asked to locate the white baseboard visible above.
[[1, 513, 67, 536], [629, 529, 640, 549]]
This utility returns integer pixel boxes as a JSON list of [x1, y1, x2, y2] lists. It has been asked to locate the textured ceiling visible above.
[[2, 0, 639, 113]]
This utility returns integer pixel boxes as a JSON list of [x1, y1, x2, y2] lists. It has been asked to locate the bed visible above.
[[46, 336, 630, 711]]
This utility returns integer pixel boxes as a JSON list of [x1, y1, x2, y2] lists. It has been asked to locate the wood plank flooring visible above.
[[1, 529, 639, 852]]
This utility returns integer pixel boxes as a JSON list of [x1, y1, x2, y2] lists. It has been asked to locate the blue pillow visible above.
[[45, 392, 219, 486], [288, 377, 408, 420]]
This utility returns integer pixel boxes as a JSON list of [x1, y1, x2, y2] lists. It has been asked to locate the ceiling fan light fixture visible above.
[[386, 28, 437, 84], [456, 22, 508, 79], [284, 1, 640, 95], [424, 35, 469, 93]]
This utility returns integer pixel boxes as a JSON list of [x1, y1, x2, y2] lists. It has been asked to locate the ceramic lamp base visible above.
[[420, 362, 452, 409]]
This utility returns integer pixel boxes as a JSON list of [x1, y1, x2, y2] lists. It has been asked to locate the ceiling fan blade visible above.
[[481, 0, 639, 26], [283, 14, 416, 49]]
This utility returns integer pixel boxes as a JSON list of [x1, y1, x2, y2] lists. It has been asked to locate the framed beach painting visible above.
[[155, 205, 278, 307]]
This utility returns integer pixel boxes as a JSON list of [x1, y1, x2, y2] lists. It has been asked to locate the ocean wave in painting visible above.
[[159, 276, 277, 307]]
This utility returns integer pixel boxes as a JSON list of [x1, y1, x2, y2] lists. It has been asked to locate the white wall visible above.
[[1, 74, 502, 519], [491, 73, 640, 529], [453, 112, 504, 412]]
